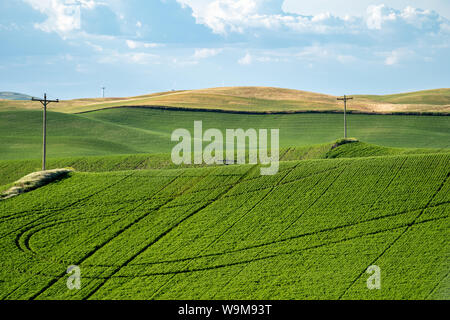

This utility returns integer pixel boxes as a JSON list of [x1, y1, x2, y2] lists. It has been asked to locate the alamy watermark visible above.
[[171, 121, 280, 175], [66, 265, 81, 290], [366, 265, 381, 290]]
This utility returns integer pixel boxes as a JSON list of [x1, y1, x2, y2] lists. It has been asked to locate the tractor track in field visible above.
[[148, 162, 303, 298], [8, 161, 438, 270], [22, 215, 449, 281], [1, 156, 448, 299], [0, 162, 334, 223], [11, 170, 245, 261], [84, 165, 258, 300], [0, 174, 245, 221], [9, 199, 449, 274], [21, 175, 180, 300], [211, 162, 352, 297], [9, 170, 239, 259], [426, 271, 449, 299], [0, 170, 141, 242], [110, 200, 449, 268], [25, 165, 235, 299], [338, 171, 450, 299], [353, 156, 407, 216], [4, 180, 449, 300], [0, 164, 151, 300]]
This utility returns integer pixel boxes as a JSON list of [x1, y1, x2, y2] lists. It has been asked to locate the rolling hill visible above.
[[1, 108, 449, 161], [1, 140, 449, 188], [0, 92, 34, 101], [1, 86, 449, 300], [0, 152, 448, 299], [1, 87, 449, 114]]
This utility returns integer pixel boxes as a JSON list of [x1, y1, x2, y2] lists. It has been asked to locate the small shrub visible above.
[[0, 168, 73, 200]]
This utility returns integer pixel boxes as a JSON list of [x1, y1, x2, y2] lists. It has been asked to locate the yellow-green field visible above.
[[1, 87, 449, 114]]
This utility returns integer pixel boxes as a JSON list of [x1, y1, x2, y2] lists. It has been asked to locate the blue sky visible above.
[[0, 0, 449, 99]]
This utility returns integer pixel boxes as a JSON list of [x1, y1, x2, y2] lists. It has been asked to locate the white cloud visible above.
[[177, 0, 355, 35], [238, 52, 253, 65], [177, 0, 307, 34], [98, 51, 160, 65], [193, 48, 223, 59], [177, 0, 449, 36], [297, 45, 330, 60], [282, 0, 450, 20], [86, 41, 103, 52], [383, 48, 413, 65], [126, 40, 162, 49], [23, 0, 99, 36], [366, 4, 443, 31], [171, 58, 199, 67], [366, 5, 397, 30]]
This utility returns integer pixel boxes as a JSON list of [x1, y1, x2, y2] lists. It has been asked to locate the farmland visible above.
[[0, 86, 449, 300], [1, 87, 449, 114], [0, 152, 448, 299], [1, 108, 449, 161]]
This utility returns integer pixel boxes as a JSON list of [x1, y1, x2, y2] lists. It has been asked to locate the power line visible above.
[[31, 93, 59, 171], [337, 95, 353, 139]]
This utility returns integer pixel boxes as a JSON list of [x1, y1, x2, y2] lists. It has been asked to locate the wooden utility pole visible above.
[[337, 95, 353, 139], [31, 93, 59, 171]]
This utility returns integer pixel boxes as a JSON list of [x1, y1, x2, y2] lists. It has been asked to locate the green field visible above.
[[0, 152, 448, 299], [1, 108, 449, 161], [0, 88, 449, 300]]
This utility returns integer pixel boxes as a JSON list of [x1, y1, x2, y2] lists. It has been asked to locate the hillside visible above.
[[1, 108, 449, 161], [1, 140, 449, 187], [356, 88, 450, 106], [0, 92, 33, 101], [1, 87, 449, 114], [0, 153, 448, 299]]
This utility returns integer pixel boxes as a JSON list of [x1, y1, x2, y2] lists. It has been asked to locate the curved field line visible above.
[[14, 210, 141, 260], [0, 169, 150, 300], [0, 171, 140, 242], [209, 164, 353, 298], [83, 165, 258, 300], [106, 200, 447, 268], [3, 158, 448, 299], [148, 162, 304, 298], [21, 216, 448, 281], [64, 200, 448, 269], [10, 170, 241, 263], [2, 160, 166, 299], [338, 171, 450, 299], [151, 164, 348, 299], [23, 174, 183, 300], [26, 166, 229, 299]]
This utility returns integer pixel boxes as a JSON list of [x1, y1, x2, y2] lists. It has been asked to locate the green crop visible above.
[[0, 153, 448, 300]]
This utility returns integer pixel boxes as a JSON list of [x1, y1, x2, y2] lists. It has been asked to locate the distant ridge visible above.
[[0, 92, 33, 101], [1, 87, 449, 114]]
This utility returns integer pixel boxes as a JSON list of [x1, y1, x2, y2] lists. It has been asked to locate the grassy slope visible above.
[[1, 108, 449, 161], [0, 153, 448, 299], [1, 87, 449, 114], [1, 141, 449, 187], [356, 88, 450, 105]]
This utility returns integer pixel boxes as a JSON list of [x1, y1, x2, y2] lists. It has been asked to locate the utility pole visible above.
[[31, 93, 59, 171], [337, 95, 353, 139], [101, 87, 106, 98]]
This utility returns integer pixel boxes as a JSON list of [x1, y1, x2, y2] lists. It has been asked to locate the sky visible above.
[[0, 0, 449, 99]]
